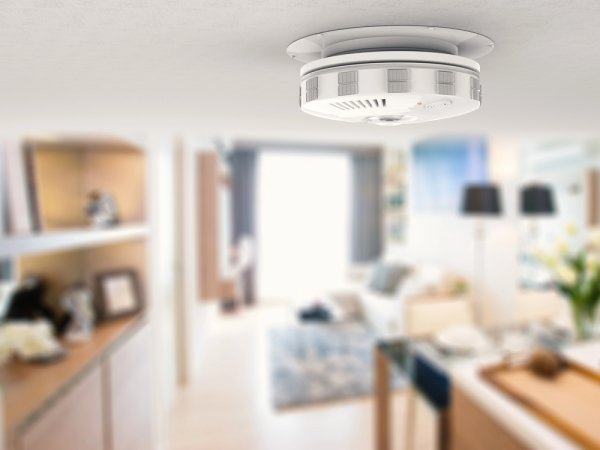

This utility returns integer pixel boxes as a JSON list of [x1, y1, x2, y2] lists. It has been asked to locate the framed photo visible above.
[[95, 270, 143, 321]]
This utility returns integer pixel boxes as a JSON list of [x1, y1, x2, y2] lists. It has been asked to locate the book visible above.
[[4, 142, 33, 235], [23, 143, 41, 232], [0, 259, 15, 318], [0, 143, 7, 237]]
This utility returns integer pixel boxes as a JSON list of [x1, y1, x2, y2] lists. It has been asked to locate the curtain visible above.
[[230, 150, 257, 245], [351, 152, 383, 262]]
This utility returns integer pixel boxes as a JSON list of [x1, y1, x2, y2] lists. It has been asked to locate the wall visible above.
[[385, 137, 520, 327], [146, 135, 178, 424], [174, 136, 225, 385]]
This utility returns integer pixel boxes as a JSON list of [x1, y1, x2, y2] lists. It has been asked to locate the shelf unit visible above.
[[0, 135, 166, 450], [0, 224, 148, 258]]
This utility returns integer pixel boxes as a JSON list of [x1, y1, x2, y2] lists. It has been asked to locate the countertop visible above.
[[452, 350, 591, 450], [0, 316, 145, 444]]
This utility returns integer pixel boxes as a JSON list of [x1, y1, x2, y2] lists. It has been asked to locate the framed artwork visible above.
[[412, 137, 488, 214], [95, 270, 143, 321], [383, 149, 408, 244]]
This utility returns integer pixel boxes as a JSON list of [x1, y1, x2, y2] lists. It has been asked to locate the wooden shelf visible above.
[[0, 316, 146, 441], [0, 224, 148, 258]]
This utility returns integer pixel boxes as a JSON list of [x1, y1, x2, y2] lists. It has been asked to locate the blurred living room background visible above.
[[2, 132, 598, 450], [1, 2, 600, 450]]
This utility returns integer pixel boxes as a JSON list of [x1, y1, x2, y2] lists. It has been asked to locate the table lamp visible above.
[[461, 183, 502, 324], [521, 184, 555, 216], [520, 183, 555, 287]]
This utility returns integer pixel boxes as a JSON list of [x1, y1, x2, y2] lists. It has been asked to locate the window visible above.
[[257, 151, 350, 302]]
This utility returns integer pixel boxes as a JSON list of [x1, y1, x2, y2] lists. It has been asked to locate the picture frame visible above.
[[95, 269, 143, 321]]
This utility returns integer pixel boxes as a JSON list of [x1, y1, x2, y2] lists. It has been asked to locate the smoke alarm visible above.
[[286, 26, 494, 126]]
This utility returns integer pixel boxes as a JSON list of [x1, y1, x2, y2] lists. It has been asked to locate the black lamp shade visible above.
[[461, 184, 502, 215], [521, 185, 555, 215]]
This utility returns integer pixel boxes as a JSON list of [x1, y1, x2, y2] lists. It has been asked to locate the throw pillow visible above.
[[368, 263, 411, 295]]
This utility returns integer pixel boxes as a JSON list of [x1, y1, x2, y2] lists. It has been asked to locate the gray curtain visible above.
[[351, 152, 383, 262], [230, 150, 257, 244]]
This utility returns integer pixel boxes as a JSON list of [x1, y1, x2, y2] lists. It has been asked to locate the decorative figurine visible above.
[[60, 283, 95, 343], [85, 190, 119, 228]]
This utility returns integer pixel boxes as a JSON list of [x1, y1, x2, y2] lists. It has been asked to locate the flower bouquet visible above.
[[0, 320, 64, 365], [536, 225, 600, 340]]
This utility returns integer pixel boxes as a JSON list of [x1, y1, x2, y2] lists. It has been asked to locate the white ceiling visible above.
[[1, 0, 600, 139]]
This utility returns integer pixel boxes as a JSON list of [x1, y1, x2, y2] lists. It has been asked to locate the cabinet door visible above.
[[451, 387, 528, 450], [20, 366, 104, 450], [106, 324, 154, 450]]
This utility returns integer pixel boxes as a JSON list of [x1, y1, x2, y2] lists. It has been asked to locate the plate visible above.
[[434, 325, 491, 354]]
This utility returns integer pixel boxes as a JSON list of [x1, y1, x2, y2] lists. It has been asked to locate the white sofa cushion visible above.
[[359, 288, 405, 338], [358, 263, 471, 338]]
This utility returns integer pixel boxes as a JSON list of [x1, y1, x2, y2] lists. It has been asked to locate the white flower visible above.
[[566, 223, 579, 237], [589, 228, 600, 251], [533, 249, 559, 269], [555, 239, 571, 256], [556, 264, 577, 285], [0, 321, 62, 362], [585, 254, 600, 280], [545, 255, 559, 270], [586, 254, 599, 270]]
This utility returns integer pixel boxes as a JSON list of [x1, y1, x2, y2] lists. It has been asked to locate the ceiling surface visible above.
[[1, 0, 599, 138]]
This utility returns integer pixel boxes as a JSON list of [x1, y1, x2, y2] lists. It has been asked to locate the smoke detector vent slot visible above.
[[436, 70, 455, 95], [338, 70, 359, 96], [388, 69, 410, 93], [330, 98, 388, 111], [306, 77, 319, 102], [470, 77, 481, 101]]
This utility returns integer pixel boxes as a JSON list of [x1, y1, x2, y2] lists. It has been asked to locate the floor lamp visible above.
[[462, 183, 503, 325]]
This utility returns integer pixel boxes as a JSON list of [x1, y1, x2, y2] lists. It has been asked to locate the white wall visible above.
[[174, 136, 226, 385], [148, 137, 178, 405], [386, 137, 520, 327]]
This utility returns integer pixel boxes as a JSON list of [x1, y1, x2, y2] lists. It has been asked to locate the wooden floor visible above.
[[167, 305, 435, 450]]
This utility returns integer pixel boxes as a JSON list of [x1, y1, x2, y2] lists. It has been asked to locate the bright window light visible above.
[[257, 151, 350, 302]]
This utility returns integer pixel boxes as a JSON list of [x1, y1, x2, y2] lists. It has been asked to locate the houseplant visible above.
[[537, 226, 600, 340]]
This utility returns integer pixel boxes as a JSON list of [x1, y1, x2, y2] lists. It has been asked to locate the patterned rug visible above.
[[269, 322, 405, 408]]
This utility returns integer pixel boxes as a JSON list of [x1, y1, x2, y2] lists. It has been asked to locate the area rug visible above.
[[269, 322, 405, 408]]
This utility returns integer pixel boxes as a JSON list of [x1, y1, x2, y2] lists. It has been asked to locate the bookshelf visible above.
[[0, 135, 162, 450], [0, 224, 148, 258]]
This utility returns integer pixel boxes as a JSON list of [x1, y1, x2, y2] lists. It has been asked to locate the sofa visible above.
[[330, 263, 474, 339]]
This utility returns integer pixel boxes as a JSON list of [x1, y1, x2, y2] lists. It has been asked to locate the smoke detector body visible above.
[[287, 26, 494, 125]]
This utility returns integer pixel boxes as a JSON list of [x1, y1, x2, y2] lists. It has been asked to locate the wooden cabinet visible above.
[[19, 366, 104, 450], [105, 325, 154, 450], [451, 387, 528, 450], [8, 323, 154, 450]]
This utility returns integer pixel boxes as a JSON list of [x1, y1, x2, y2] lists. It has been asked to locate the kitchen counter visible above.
[[0, 316, 145, 448], [376, 334, 600, 450], [452, 353, 583, 450]]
